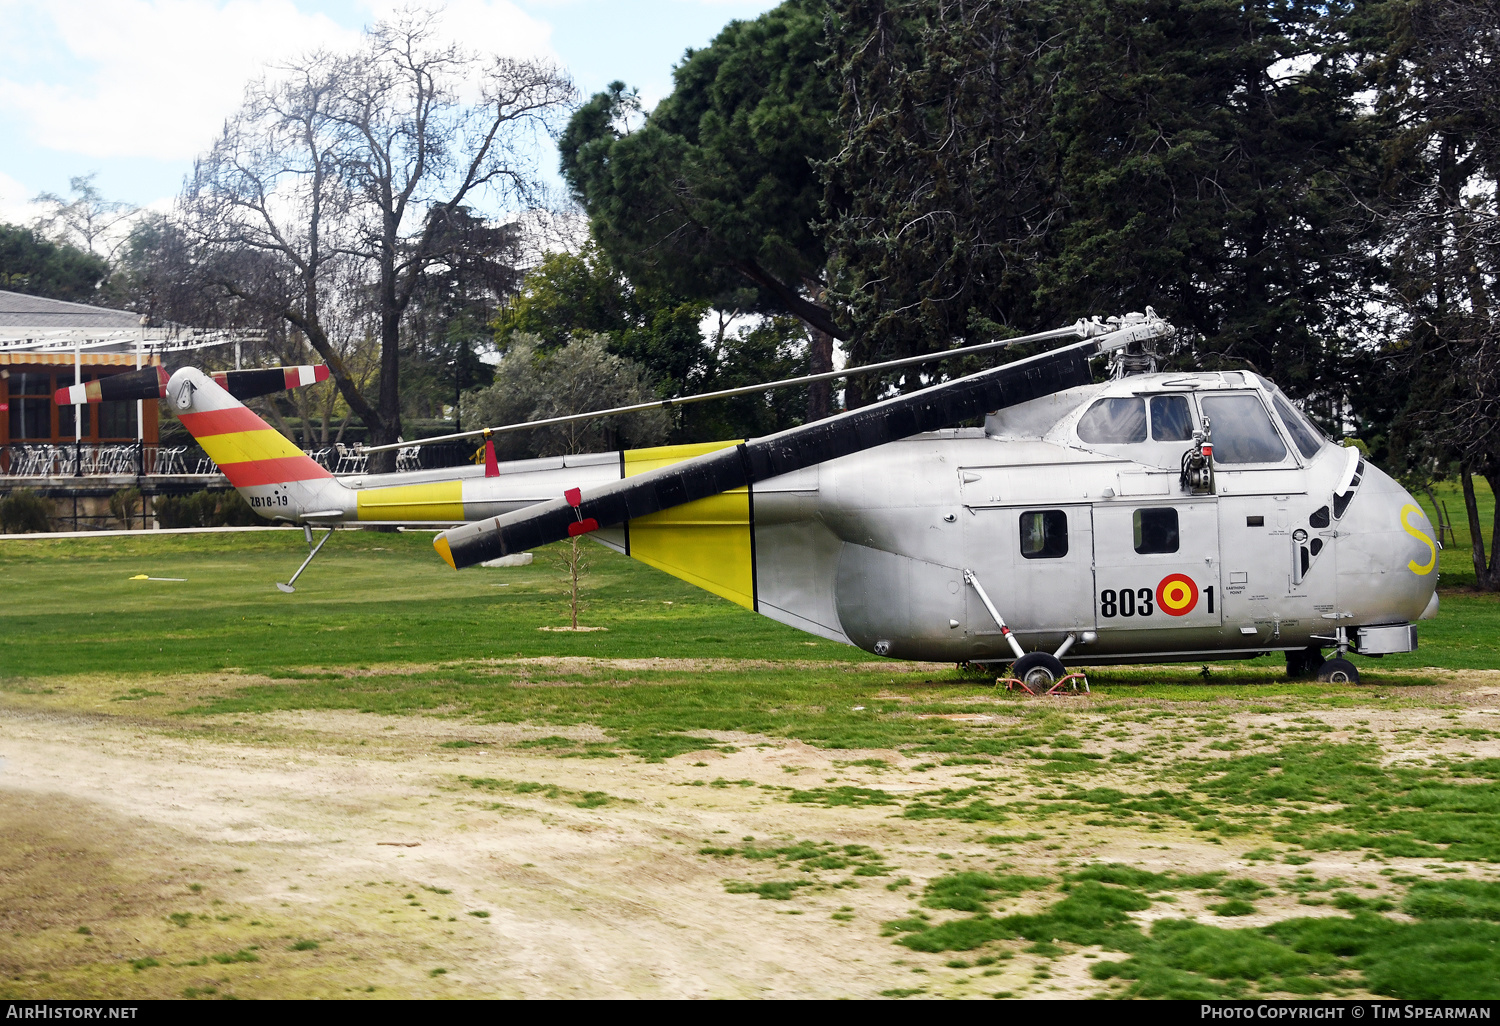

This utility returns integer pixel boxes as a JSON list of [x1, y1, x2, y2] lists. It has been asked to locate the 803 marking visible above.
[[1100, 588, 1153, 618], [1099, 577, 1214, 619]]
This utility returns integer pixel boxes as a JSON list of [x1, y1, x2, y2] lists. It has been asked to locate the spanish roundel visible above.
[[1155, 574, 1199, 616]]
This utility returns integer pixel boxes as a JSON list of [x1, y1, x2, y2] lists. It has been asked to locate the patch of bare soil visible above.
[[1, 690, 1493, 999]]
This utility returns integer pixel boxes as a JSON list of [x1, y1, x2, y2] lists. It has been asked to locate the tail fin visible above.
[[167, 367, 335, 497]]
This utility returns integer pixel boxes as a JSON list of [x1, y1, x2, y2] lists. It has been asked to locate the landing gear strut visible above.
[[277, 524, 335, 593]]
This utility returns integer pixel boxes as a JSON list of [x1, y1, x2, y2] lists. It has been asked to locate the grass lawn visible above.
[[4, 529, 1500, 1001], [0, 530, 874, 678], [1, 525, 1495, 679]]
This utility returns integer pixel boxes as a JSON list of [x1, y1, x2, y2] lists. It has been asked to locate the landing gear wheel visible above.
[[1286, 646, 1326, 679], [1012, 652, 1066, 689], [1317, 657, 1359, 685]]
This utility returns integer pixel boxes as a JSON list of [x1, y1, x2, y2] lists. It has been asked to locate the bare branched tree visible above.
[[33, 173, 140, 259], [182, 11, 574, 467]]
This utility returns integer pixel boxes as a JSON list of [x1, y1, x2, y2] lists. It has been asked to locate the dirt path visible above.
[[3, 688, 1495, 999]]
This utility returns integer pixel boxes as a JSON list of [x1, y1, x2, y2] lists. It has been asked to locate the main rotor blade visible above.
[[434, 312, 1173, 570], [364, 320, 1103, 455]]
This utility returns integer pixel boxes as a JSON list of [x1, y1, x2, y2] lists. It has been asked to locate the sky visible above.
[[0, 0, 781, 225]]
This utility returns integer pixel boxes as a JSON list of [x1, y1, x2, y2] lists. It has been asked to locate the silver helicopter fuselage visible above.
[[251, 366, 1436, 665]]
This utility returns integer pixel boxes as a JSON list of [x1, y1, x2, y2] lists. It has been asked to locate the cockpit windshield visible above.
[[1078, 397, 1147, 443], [1200, 394, 1288, 464], [1272, 394, 1326, 459]]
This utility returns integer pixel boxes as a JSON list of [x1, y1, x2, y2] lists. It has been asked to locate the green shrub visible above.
[[108, 487, 143, 529], [154, 489, 261, 528], [0, 489, 53, 533]]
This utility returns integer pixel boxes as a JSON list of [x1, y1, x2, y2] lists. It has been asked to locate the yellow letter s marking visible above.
[[1402, 504, 1437, 575]]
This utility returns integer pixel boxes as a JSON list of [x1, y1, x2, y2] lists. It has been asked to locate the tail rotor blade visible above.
[[210, 365, 330, 400], [54, 365, 169, 405]]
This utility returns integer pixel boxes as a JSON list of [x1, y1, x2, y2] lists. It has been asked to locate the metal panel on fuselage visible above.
[[1092, 499, 1222, 632], [1217, 490, 1331, 648], [961, 502, 1096, 647]]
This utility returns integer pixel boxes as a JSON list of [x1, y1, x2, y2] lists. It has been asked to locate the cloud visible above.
[[0, 171, 44, 226], [0, 0, 557, 162]]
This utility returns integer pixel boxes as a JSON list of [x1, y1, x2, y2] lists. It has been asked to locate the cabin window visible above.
[[8, 372, 52, 439], [1149, 395, 1194, 441], [1020, 509, 1069, 559], [98, 391, 135, 440], [1199, 394, 1288, 464], [1272, 394, 1325, 460], [1077, 397, 1146, 443], [1133, 507, 1180, 554]]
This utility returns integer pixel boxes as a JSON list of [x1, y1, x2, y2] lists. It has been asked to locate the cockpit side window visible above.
[[1200, 394, 1288, 464], [1078, 397, 1147, 443], [1149, 395, 1194, 441], [1272, 394, 1326, 460]]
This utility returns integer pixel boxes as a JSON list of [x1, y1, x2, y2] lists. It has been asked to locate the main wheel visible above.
[[1012, 652, 1066, 689], [1286, 646, 1325, 679], [1316, 657, 1359, 685]]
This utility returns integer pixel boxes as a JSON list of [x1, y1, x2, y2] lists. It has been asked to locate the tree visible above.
[[1366, 0, 1500, 587], [0, 223, 111, 302], [32, 173, 139, 260], [461, 335, 669, 460], [495, 245, 708, 393], [495, 246, 811, 441], [822, 0, 1378, 409], [182, 12, 573, 468], [821, 0, 1063, 399], [558, 0, 841, 418], [400, 205, 522, 426]]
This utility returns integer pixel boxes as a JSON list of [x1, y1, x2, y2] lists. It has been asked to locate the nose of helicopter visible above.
[[1333, 461, 1440, 626]]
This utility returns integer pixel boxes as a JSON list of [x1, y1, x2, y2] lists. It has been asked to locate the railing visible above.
[[0, 443, 215, 477], [2, 440, 480, 478]]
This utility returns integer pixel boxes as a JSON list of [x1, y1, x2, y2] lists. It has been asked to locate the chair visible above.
[[396, 444, 420, 472], [334, 443, 366, 475], [154, 446, 184, 475]]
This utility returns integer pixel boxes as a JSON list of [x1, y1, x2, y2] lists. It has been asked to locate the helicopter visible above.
[[62, 311, 1439, 688]]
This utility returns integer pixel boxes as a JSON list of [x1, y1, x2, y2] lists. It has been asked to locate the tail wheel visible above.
[[1316, 657, 1359, 685], [1012, 652, 1066, 689]]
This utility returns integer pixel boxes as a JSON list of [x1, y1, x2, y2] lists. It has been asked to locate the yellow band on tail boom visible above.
[[358, 481, 464, 522], [622, 441, 755, 609]]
